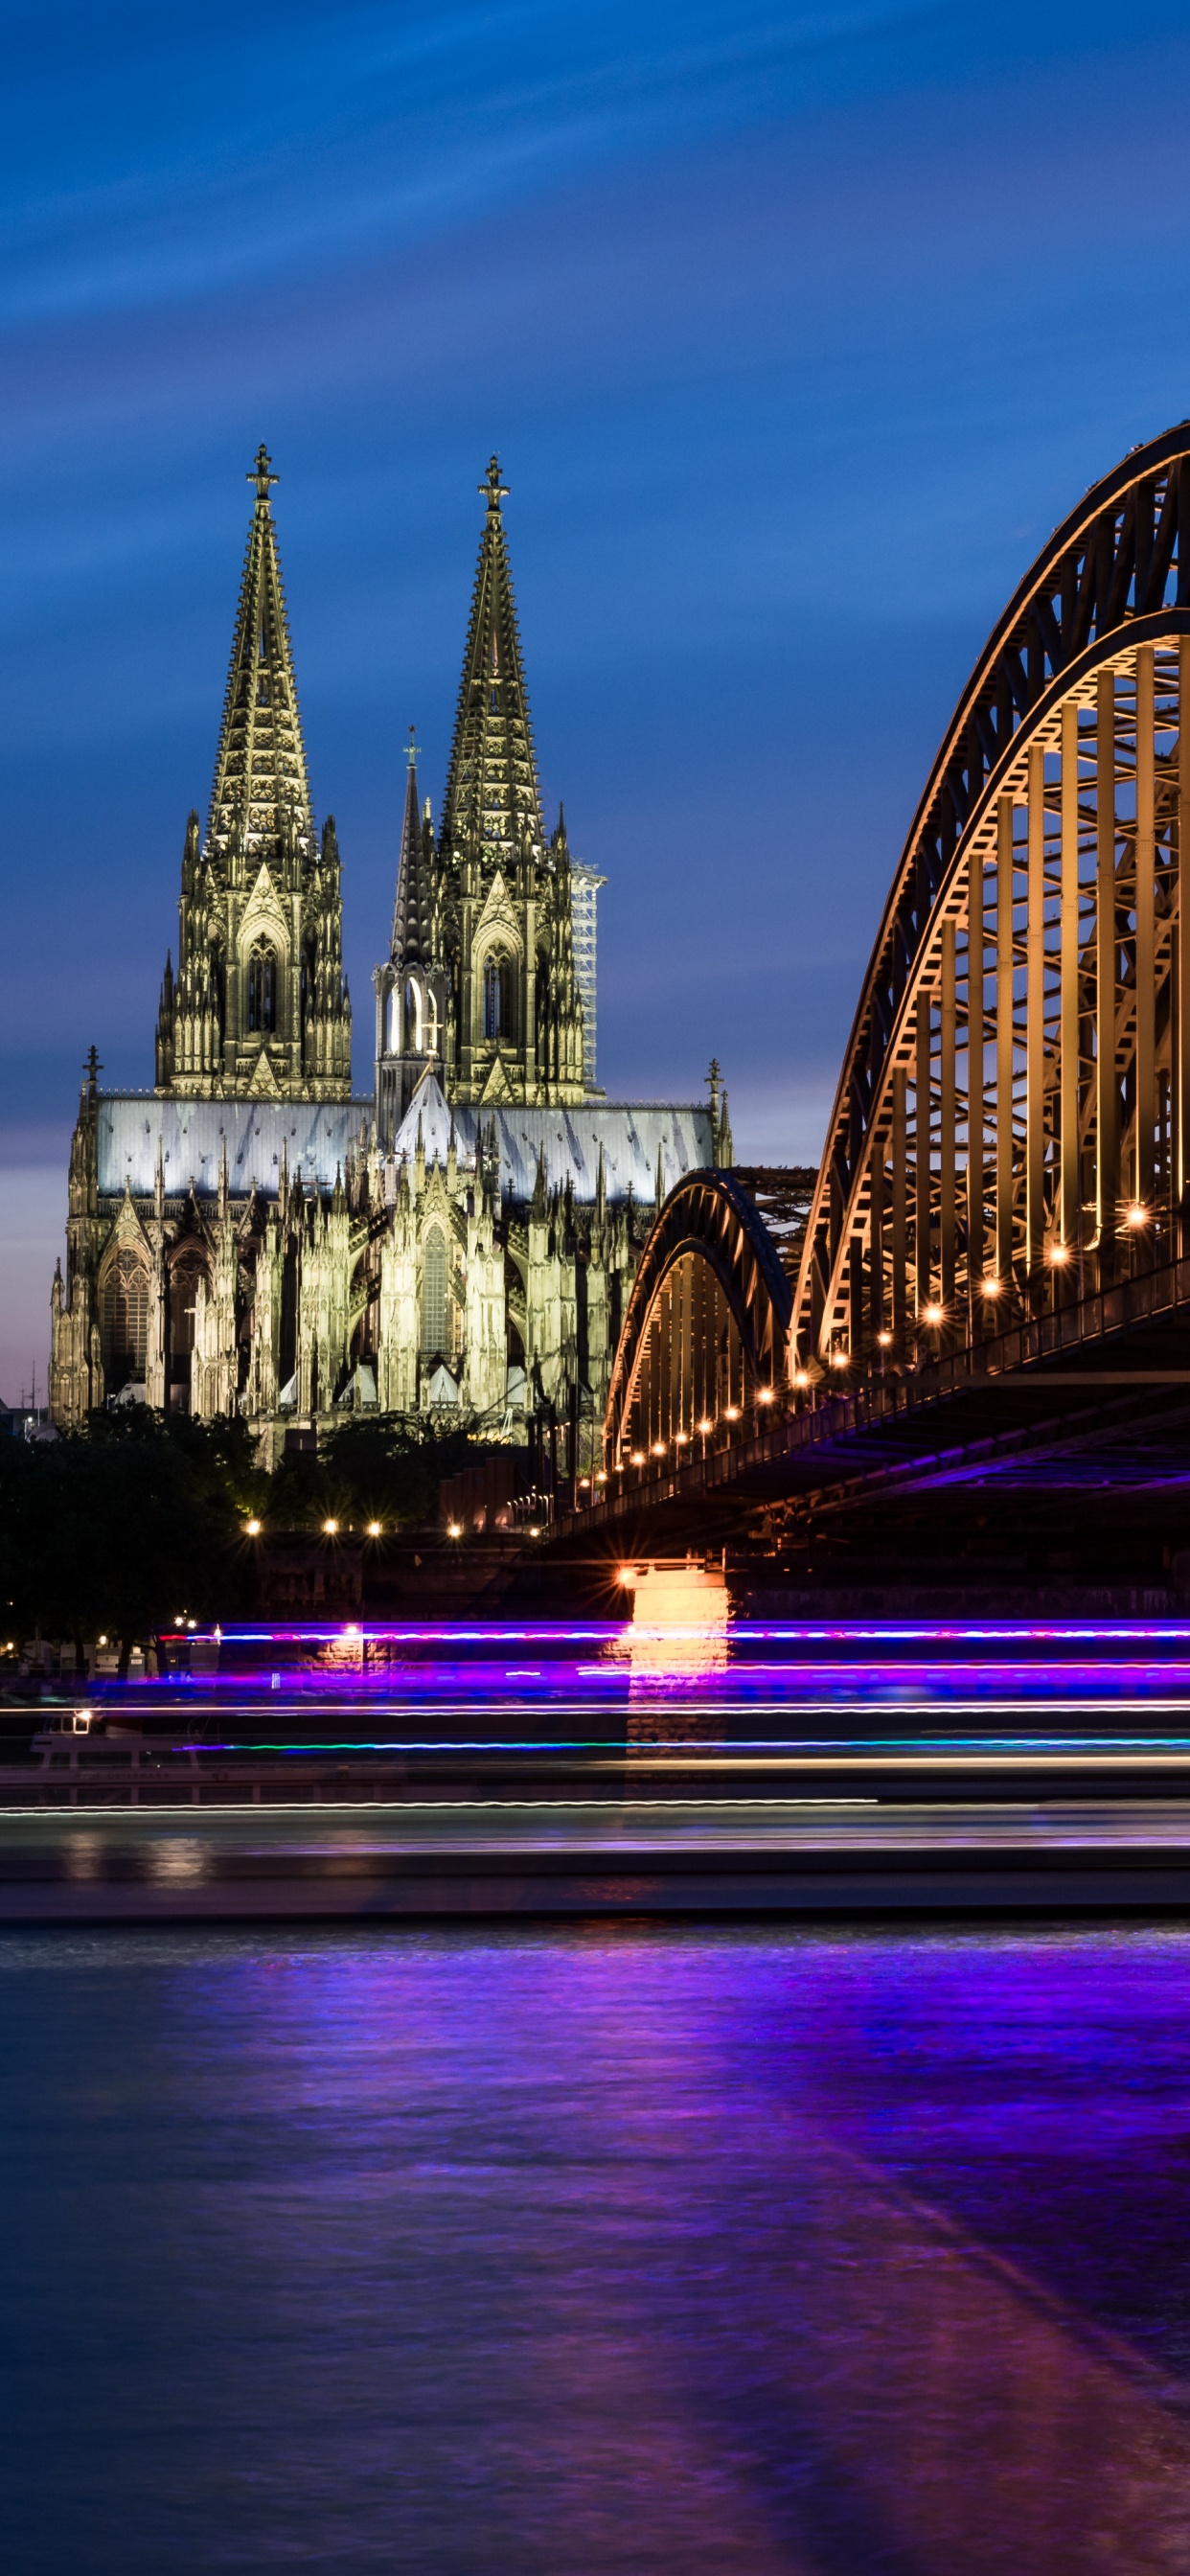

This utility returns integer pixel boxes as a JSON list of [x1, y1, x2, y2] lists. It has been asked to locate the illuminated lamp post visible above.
[[979, 1276, 1004, 1342], [1123, 1202, 1150, 1281], [920, 1301, 944, 1362]]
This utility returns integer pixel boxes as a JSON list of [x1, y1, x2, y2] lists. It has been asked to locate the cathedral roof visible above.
[[439, 457, 546, 866], [389, 1082, 715, 1207], [93, 1087, 715, 1212], [97, 1096, 373, 1199], [206, 446, 315, 865]]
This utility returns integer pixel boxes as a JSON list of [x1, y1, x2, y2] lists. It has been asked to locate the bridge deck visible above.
[[575, 1249, 1190, 1539]]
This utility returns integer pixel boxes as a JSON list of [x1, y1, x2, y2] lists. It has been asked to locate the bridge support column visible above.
[[868, 1143, 885, 1344], [1026, 743, 1045, 1298], [892, 1070, 907, 1350], [995, 794, 1015, 1290], [1060, 702, 1081, 1261], [1177, 638, 1190, 1243], [1135, 645, 1156, 1214], [1096, 669, 1119, 1276], [940, 918, 956, 1312], [915, 992, 931, 1316], [967, 846, 985, 1303]]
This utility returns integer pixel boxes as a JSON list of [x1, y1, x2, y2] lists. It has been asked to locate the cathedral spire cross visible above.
[[406, 725, 421, 770], [479, 456, 509, 515], [248, 444, 278, 506]]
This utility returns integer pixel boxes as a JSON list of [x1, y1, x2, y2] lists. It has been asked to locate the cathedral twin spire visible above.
[[207, 443, 315, 869], [155, 446, 351, 1103], [377, 454, 588, 1127], [154, 445, 585, 1122], [439, 455, 547, 868]]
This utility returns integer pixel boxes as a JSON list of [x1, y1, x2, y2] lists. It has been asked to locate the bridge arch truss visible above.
[[794, 426, 1190, 1370], [604, 1170, 792, 1462]]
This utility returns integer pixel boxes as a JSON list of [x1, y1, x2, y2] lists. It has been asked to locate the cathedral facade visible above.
[[49, 450, 730, 1454]]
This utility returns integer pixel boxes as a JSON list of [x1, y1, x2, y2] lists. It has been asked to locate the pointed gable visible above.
[[207, 446, 315, 868], [391, 1070, 454, 1167], [440, 457, 545, 869]]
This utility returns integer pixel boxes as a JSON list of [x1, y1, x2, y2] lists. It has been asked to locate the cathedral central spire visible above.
[[439, 454, 545, 868]]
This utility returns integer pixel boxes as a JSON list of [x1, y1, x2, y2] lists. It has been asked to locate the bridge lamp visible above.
[[579, 1475, 591, 1486], [322, 1517, 339, 1535], [630, 1449, 645, 1465], [979, 1277, 1003, 1300], [244, 1517, 262, 1536], [173, 1617, 184, 1628], [1125, 1203, 1150, 1229], [674, 1430, 690, 1444], [595, 1469, 607, 1484], [757, 1384, 776, 1402], [527, 1524, 540, 1537], [876, 1332, 892, 1348], [921, 1302, 944, 1327], [650, 1439, 666, 1457], [366, 1520, 382, 1536], [697, 1416, 713, 1435], [1046, 1243, 1071, 1266], [792, 1369, 811, 1389], [446, 1519, 463, 1538], [829, 1352, 849, 1370], [724, 1405, 741, 1422]]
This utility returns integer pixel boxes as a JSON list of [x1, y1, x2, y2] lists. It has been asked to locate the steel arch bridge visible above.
[[795, 420, 1190, 1372], [604, 1169, 791, 1462], [588, 426, 1190, 1530]]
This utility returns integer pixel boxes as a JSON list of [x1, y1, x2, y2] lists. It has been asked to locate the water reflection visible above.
[[3, 1926, 1190, 2571], [619, 1561, 728, 1750]]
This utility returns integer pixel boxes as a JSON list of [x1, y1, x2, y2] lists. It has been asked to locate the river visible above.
[[2, 1920, 1189, 2572]]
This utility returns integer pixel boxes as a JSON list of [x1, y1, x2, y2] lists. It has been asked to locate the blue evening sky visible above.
[[2, 0, 1187, 1395]]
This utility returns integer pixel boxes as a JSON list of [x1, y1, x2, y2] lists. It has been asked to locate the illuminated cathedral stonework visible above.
[[50, 451, 729, 1451]]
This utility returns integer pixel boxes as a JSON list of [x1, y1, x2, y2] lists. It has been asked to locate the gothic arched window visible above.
[[102, 1251, 149, 1386], [248, 941, 277, 1034], [483, 952, 514, 1042], [421, 1226, 447, 1357], [404, 978, 423, 1053]]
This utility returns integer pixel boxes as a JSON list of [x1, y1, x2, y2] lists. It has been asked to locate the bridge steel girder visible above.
[[793, 425, 1190, 1373], [604, 1169, 792, 1462]]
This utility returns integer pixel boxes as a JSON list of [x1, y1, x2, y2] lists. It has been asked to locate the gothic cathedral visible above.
[[50, 450, 731, 1451]]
